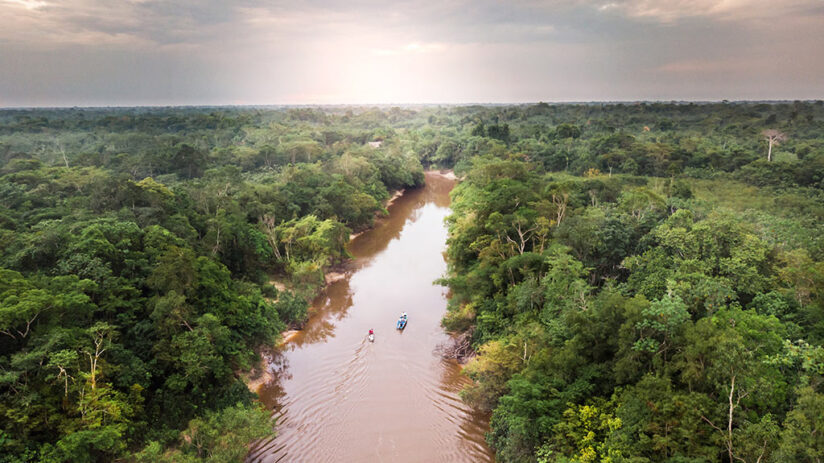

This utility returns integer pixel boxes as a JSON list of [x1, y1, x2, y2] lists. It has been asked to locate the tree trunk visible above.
[[727, 374, 735, 463]]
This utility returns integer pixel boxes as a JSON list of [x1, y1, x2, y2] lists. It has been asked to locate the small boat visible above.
[[396, 315, 408, 330]]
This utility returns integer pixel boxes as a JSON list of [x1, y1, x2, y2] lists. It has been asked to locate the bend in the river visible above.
[[248, 171, 494, 463]]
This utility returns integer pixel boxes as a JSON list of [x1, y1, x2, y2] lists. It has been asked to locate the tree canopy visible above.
[[1, 101, 823, 461]]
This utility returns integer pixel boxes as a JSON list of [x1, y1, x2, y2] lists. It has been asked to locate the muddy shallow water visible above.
[[248, 172, 494, 463]]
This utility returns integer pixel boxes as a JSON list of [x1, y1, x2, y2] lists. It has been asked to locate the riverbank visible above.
[[243, 170, 457, 393], [436, 170, 458, 181], [348, 188, 405, 240], [244, 169, 493, 462]]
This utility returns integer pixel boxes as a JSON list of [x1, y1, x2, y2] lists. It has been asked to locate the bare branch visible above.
[[755, 439, 768, 463], [701, 415, 724, 434], [15, 312, 39, 339], [435, 328, 476, 363], [762, 129, 787, 162]]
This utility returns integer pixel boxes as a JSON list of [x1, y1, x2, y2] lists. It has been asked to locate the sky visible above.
[[0, 0, 822, 106]]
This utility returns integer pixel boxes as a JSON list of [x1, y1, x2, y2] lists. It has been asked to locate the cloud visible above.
[[594, 0, 824, 23], [1, 0, 48, 10], [0, 0, 246, 48], [0, 0, 821, 105], [655, 58, 757, 74]]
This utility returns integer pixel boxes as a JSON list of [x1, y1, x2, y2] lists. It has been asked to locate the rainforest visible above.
[[1, 102, 823, 462]]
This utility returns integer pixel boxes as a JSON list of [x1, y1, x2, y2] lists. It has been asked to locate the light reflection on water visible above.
[[249, 173, 494, 463]]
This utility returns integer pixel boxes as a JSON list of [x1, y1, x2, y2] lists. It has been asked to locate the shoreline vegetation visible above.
[[244, 169, 457, 393], [2, 103, 823, 462]]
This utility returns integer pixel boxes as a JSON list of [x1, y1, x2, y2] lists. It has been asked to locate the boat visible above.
[[396, 315, 408, 330]]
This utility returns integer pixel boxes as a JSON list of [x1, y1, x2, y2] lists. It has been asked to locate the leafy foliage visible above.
[[0, 106, 424, 460], [437, 102, 824, 462], [1, 102, 823, 461]]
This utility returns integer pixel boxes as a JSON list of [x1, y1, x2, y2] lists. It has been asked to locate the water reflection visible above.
[[286, 277, 354, 348], [255, 348, 290, 410], [250, 172, 494, 463]]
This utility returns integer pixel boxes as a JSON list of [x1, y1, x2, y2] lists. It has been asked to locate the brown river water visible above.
[[248, 172, 495, 463]]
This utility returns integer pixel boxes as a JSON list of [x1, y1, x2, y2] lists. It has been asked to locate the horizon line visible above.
[[2, 99, 823, 110]]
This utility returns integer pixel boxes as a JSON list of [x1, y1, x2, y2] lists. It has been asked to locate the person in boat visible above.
[[402, 312, 407, 320]]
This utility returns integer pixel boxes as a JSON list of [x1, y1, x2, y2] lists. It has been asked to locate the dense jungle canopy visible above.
[[1, 102, 823, 462]]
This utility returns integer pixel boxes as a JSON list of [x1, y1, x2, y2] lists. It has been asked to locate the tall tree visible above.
[[762, 129, 787, 162]]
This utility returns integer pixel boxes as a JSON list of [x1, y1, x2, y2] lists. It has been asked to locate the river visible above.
[[247, 172, 495, 462]]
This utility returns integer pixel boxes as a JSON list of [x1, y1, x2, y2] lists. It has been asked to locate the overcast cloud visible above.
[[0, 0, 822, 106]]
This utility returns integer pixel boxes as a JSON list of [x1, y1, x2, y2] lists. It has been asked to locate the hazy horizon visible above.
[[2, 0, 822, 107], [3, 99, 824, 111]]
